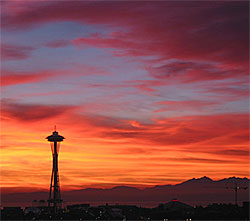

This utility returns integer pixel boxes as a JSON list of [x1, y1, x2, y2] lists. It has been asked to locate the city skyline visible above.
[[1, 1, 249, 193]]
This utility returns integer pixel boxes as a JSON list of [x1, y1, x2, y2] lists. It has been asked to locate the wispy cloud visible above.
[[1, 43, 35, 60], [1, 99, 77, 122]]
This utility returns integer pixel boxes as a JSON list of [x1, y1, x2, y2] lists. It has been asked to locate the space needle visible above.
[[46, 128, 65, 213]]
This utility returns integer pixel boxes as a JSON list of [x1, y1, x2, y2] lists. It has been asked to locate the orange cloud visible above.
[[1, 100, 249, 190]]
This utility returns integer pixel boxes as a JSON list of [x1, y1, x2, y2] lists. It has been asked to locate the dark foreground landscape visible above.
[[1, 200, 249, 220], [1, 177, 249, 220]]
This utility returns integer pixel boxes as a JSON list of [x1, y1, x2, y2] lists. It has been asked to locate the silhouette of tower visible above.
[[46, 129, 65, 213]]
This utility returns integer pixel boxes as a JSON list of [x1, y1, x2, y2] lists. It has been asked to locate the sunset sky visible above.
[[1, 1, 249, 193]]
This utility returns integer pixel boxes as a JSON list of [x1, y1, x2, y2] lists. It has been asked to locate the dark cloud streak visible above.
[[1, 43, 35, 60], [1, 100, 76, 122]]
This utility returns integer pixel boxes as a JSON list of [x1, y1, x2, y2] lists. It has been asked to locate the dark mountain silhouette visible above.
[[2, 177, 249, 207], [176, 176, 213, 186]]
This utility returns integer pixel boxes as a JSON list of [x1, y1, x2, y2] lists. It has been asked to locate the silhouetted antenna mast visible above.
[[226, 182, 248, 206], [205, 181, 248, 206]]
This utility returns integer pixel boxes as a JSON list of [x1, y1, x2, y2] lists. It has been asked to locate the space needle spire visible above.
[[46, 128, 65, 213]]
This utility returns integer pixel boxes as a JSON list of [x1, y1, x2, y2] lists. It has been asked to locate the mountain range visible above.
[[2, 176, 249, 207]]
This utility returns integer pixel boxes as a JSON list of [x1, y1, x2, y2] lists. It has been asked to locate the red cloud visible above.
[[89, 80, 169, 93], [211, 149, 249, 157], [2, 1, 248, 68], [1, 1, 248, 91], [3, 99, 248, 147], [1, 65, 109, 87], [61, 111, 249, 147], [102, 114, 248, 146], [1, 43, 35, 60], [1, 70, 59, 87], [73, 32, 146, 57], [154, 100, 219, 112], [205, 86, 249, 100], [45, 39, 71, 48], [148, 61, 247, 83], [1, 71, 51, 87], [1, 100, 77, 122]]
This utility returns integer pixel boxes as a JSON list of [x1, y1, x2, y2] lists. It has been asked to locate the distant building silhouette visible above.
[[158, 199, 193, 211]]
